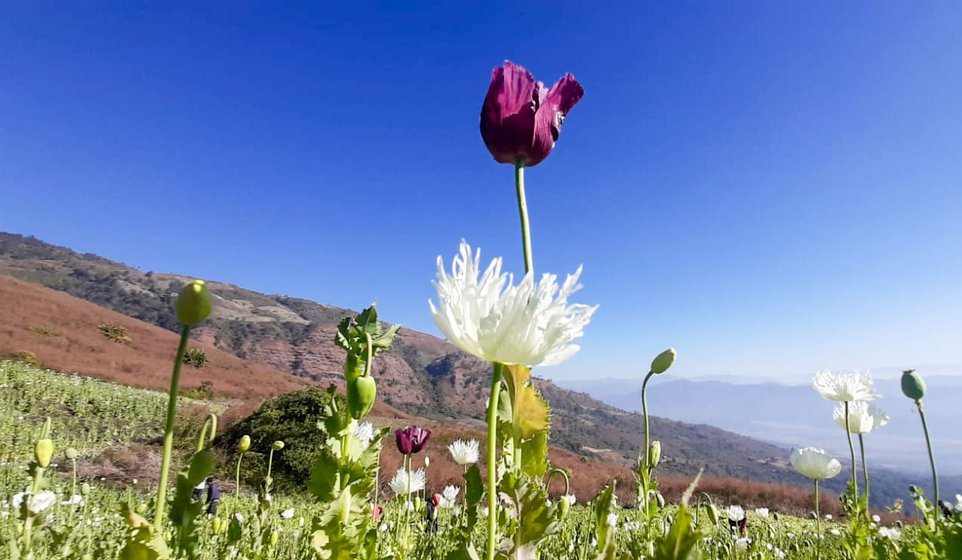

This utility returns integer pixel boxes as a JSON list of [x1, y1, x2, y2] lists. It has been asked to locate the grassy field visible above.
[[3, 358, 957, 559]]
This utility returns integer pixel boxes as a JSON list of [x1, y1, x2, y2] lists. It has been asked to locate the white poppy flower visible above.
[[448, 439, 480, 465], [812, 371, 879, 402], [280, 508, 295, 520], [13, 491, 57, 514], [353, 422, 376, 447], [833, 401, 889, 434], [725, 505, 745, 521], [441, 485, 460, 508], [754, 508, 769, 518], [429, 241, 597, 367], [389, 468, 426, 496], [790, 447, 842, 480], [878, 527, 901, 540], [735, 537, 750, 551]]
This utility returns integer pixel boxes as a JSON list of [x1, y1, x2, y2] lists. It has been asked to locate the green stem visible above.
[[641, 370, 655, 514], [916, 401, 939, 508], [858, 434, 869, 509], [843, 401, 859, 506], [814, 480, 821, 559], [153, 325, 191, 531], [267, 449, 276, 484], [486, 363, 504, 560], [514, 162, 533, 275], [22, 466, 43, 553], [235, 453, 244, 501]]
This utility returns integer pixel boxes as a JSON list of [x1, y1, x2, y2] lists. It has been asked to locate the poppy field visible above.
[[4, 60, 962, 560]]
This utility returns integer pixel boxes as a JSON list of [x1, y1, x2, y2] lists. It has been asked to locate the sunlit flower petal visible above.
[[812, 371, 879, 402]]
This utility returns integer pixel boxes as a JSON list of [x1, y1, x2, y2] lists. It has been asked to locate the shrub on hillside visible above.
[[182, 347, 209, 368], [97, 323, 131, 344], [220, 386, 335, 491], [181, 380, 214, 400], [13, 351, 40, 367]]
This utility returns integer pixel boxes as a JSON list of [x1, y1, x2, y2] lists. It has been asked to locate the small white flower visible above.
[[353, 422, 376, 446], [774, 548, 786, 559], [754, 507, 769, 518], [812, 371, 879, 402], [830, 528, 841, 536], [878, 527, 901, 540], [833, 401, 889, 434], [825, 514, 833, 521], [735, 537, 750, 551], [441, 485, 460, 508], [448, 439, 480, 465], [725, 505, 745, 522], [60, 495, 83, 506], [606, 513, 618, 528], [790, 448, 842, 480], [389, 468, 426, 496], [280, 508, 295, 520], [233, 512, 244, 523], [429, 241, 597, 367], [15, 491, 57, 514], [872, 514, 881, 523]]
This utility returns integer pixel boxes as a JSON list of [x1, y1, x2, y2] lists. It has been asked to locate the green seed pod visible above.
[[901, 369, 926, 401], [347, 375, 377, 419], [650, 348, 676, 374], [175, 280, 212, 326], [238, 435, 251, 453], [648, 440, 662, 469], [35, 438, 54, 468], [65, 447, 79, 460], [81, 482, 92, 495], [272, 440, 285, 451]]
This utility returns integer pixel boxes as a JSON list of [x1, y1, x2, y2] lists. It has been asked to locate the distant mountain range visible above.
[[558, 375, 962, 477], [1, 231, 957, 507]]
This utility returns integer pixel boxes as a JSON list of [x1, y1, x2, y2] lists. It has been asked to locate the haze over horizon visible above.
[[2, 3, 960, 383]]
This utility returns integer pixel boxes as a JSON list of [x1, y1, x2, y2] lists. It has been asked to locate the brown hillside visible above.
[[0, 273, 304, 399]]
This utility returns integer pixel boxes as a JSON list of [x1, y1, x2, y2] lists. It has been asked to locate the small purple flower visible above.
[[395, 426, 431, 455], [480, 60, 584, 167]]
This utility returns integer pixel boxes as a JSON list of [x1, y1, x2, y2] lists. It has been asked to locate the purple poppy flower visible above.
[[395, 426, 431, 455], [480, 60, 584, 167]]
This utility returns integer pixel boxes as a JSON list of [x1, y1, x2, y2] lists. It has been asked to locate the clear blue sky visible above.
[[2, 2, 960, 382]]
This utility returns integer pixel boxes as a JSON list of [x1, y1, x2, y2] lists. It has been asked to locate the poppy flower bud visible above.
[[648, 441, 662, 469], [175, 280, 212, 326], [35, 438, 54, 468], [480, 61, 584, 168], [65, 447, 78, 460], [347, 375, 377, 419], [559, 497, 571, 520], [901, 369, 926, 401], [238, 435, 251, 453], [650, 348, 676, 374], [424, 456, 431, 468], [708, 504, 720, 522], [656, 492, 666, 508], [135, 503, 147, 515], [272, 440, 285, 451], [81, 482, 91, 495], [414, 496, 422, 511], [270, 530, 279, 547]]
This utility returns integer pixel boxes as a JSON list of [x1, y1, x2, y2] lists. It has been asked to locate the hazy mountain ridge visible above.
[[2, 231, 951, 507]]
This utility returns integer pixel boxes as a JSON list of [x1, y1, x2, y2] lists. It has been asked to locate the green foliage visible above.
[[25, 325, 54, 336], [182, 348, 209, 369], [222, 386, 335, 490], [13, 350, 39, 367], [98, 323, 132, 344], [180, 380, 214, 400]]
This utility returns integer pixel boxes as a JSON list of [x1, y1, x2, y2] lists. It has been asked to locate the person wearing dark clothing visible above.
[[205, 477, 220, 516], [425, 493, 440, 534]]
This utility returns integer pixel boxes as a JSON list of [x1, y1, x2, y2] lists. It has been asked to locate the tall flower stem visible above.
[[486, 363, 505, 560], [814, 480, 821, 559], [234, 453, 244, 501], [153, 325, 191, 531], [915, 400, 939, 508], [843, 401, 859, 506], [858, 434, 869, 507], [641, 370, 655, 513], [514, 162, 533, 275]]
